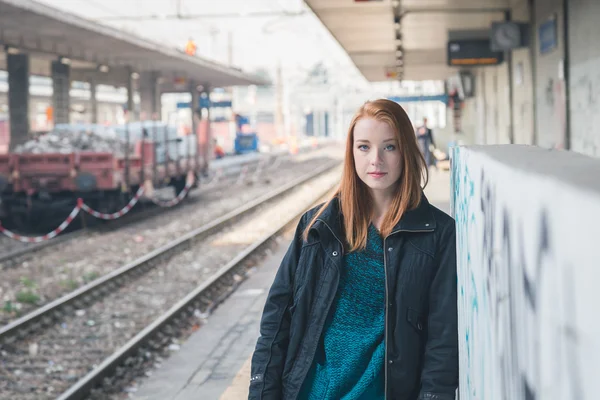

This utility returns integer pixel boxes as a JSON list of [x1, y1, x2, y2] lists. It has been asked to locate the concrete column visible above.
[[200, 86, 211, 172], [140, 71, 161, 121], [7, 53, 30, 150], [126, 71, 135, 121], [90, 78, 98, 124], [51, 60, 71, 124], [533, 0, 567, 150], [190, 83, 200, 171], [190, 82, 200, 137]]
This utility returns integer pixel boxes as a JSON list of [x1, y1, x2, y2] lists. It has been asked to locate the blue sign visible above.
[[176, 99, 233, 109], [539, 15, 558, 54], [388, 94, 449, 104]]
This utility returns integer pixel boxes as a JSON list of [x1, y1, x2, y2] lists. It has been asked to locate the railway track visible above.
[[0, 154, 338, 329], [0, 149, 325, 268], [0, 154, 270, 267], [0, 160, 341, 400]]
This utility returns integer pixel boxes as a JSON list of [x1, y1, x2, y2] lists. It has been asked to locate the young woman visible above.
[[249, 99, 458, 400]]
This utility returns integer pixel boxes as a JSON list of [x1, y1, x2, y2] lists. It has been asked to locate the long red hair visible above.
[[304, 99, 428, 251]]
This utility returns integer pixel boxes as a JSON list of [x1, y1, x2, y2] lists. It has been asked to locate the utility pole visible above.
[[275, 62, 284, 138], [227, 31, 233, 66], [209, 26, 219, 59], [176, 0, 182, 19]]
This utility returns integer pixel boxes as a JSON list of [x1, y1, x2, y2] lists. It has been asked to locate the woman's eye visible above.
[[358, 144, 369, 151], [385, 144, 396, 151]]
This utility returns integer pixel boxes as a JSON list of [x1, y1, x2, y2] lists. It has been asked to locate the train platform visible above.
[[132, 168, 451, 400]]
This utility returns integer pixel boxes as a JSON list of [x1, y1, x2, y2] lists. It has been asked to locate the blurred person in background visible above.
[[416, 117, 437, 170]]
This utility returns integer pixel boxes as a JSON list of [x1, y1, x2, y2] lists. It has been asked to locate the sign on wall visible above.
[[539, 14, 558, 54], [447, 39, 504, 66], [384, 66, 399, 79]]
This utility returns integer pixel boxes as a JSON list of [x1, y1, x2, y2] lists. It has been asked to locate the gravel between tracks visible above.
[[0, 152, 340, 326], [0, 164, 342, 400]]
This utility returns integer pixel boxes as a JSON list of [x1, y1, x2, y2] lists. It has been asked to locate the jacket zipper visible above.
[[316, 219, 434, 399], [383, 235, 389, 400], [383, 227, 433, 399]]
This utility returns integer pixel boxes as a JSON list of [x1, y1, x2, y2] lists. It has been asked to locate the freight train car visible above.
[[0, 121, 206, 231]]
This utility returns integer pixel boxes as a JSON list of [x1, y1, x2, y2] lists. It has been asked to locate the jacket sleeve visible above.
[[248, 213, 307, 399], [419, 222, 458, 400]]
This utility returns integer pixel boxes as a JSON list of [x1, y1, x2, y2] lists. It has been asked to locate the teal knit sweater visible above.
[[300, 224, 386, 400]]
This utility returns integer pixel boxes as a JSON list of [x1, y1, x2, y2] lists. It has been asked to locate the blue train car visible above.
[[233, 114, 259, 154]]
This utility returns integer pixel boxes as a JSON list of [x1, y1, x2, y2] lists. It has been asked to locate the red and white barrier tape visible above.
[[149, 181, 193, 207], [0, 178, 193, 243], [81, 187, 144, 220], [0, 199, 83, 243]]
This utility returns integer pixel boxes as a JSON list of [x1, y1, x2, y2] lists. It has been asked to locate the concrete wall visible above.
[[533, 0, 567, 149], [567, 0, 600, 157], [511, 0, 535, 145], [451, 145, 598, 400], [461, 62, 512, 145]]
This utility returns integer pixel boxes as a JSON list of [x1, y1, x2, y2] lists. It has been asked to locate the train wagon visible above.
[[0, 120, 209, 231]]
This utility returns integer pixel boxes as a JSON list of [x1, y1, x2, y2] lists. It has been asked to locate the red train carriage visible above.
[[0, 120, 210, 231]]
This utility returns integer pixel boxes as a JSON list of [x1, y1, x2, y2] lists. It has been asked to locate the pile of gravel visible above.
[[13, 127, 132, 155]]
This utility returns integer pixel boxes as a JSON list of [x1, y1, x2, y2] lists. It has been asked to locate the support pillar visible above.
[[191, 82, 200, 172], [7, 53, 29, 150], [90, 78, 98, 124], [190, 82, 200, 138], [198, 86, 211, 173], [140, 71, 161, 121], [51, 60, 71, 125], [126, 70, 135, 121]]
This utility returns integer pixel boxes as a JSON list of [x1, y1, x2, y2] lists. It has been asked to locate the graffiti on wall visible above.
[[543, 78, 567, 149], [451, 147, 587, 400], [569, 72, 600, 157]]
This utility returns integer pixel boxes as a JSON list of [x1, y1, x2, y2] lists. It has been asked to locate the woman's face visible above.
[[353, 118, 402, 196]]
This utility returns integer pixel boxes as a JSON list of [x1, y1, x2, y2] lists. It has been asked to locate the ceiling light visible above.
[[98, 64, 110, 73], [131, 72, 140, 80], [59, 56, 71, 65]]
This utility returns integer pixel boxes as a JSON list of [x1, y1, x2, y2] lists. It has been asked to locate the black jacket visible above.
[[249, 195, 458, 400]]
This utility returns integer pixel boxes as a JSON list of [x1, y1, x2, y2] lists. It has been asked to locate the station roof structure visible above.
[[0, 0, 267, 88], [305, 0, 507, 82]]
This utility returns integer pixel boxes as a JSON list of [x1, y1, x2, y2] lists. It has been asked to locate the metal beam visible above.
[[402, 7, 509, 14], [94, 10, 306, 22], [70, 67, 130, 86]]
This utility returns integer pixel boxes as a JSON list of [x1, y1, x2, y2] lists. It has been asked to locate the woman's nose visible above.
[[370, 150, 383, 165]]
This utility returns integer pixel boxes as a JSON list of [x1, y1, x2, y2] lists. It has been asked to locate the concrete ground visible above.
[[133, 169, 452, 400]]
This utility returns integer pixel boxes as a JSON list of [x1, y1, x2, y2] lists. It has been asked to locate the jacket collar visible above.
[[315, 192, 436, 240]]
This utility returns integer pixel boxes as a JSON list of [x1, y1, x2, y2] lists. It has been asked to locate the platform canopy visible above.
[[305, 0, 507, 82], [0, 0, 267, 87]]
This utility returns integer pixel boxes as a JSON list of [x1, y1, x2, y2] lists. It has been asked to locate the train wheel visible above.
[[173, 178, 189, 199]]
